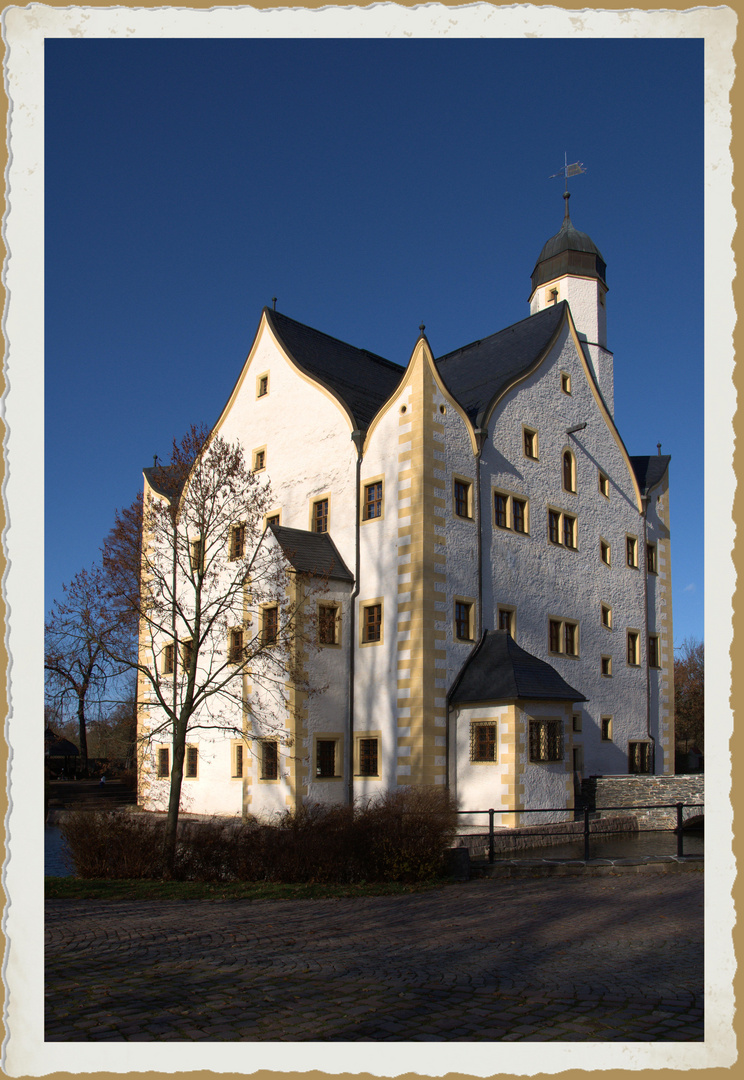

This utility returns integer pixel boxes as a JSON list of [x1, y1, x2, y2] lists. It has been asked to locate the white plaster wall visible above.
[[356, 380, 414, 792], [438, 393, 481, 685], [451, 703, 510, 821], [481, 322, 650, 778], [516, 702, 573, 824]]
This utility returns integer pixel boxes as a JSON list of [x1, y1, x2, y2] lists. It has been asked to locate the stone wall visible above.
[[582, 774, 704, 830]]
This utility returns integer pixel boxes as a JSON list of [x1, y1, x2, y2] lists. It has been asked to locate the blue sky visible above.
[[45, 37, 704, 646]]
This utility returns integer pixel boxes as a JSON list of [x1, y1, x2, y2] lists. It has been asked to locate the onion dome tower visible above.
[[529, 191, 614, 412]]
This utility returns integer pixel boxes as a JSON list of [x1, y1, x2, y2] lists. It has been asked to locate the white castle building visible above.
[[137, 193, 674, 824]]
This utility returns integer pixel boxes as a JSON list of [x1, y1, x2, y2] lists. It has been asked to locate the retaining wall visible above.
[[582, 774, 704, 830]]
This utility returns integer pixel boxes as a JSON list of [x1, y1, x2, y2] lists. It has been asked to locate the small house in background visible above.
[[44, 727, 79, 778]]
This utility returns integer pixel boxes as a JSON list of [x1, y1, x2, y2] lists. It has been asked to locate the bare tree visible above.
[[45, 565, 126, 777], [674, 638, 704, 755], [102, 426, 323, 876]]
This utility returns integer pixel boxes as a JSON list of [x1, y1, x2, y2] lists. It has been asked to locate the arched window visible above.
[[562, 449, 576, 493]]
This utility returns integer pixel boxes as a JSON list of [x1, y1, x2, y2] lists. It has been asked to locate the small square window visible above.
[[228, 628, 244, 663], [626, 536, 638, 568], [157, 747, 170, 778], [190, 538, 203, 572], [312, 498, 329, 533], [561, 372, 572, 395], [470, 722, 497, 762], [562, 450, 576, 494], [647, 543, 658, 574], [562, 513, 577, 549], [232, 742, 244, 779], [261, 606, 278, 646], [316, 739, 337, 778], [649, 635, 660, 668], [319, 604, 339, 646], [497, 607, 515, 637], [230, 522, 245, 560], [627, 630, 640, 666], [629, 741, 653, 774], [601, 655, 612, 677], [261, 740, 279, 780], [600, 538, 611, 565], [529, 719, 563, 762], [601, 604, 612, 629], [598, 471, 610, 498], [357, 737, 379, 777], [454, 478, 472, 519], [512, 498, 527, 534], [266, 513, 280, 528], [163, 643, 174, 675], [523, 428, 538, 460], [455, 601, 474, 642], [362, 603, 382, 644], [185, 745, 198, 779], [253, 449, 266, 472], [363, 481, 383, 521], [601, 717, 613, 742]]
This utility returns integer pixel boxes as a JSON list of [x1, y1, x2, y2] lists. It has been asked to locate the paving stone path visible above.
[[45, 874, 703, 1042]]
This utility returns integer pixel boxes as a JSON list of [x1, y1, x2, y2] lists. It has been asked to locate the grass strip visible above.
[[45, 877, 447, 902]]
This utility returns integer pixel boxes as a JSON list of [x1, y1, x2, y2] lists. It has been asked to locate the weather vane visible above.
[[549, 152, 586, 194]]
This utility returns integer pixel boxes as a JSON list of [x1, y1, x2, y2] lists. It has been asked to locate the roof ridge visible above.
[[265, 307, 404, 373], [436, 302, 566, 364]]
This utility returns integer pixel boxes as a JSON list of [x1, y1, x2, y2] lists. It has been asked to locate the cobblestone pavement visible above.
[[45, 874, 703, 1042]]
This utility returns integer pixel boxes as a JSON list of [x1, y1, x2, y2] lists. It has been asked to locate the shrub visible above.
[[60, 811, 164, 878], [57, 787, 459, 883]]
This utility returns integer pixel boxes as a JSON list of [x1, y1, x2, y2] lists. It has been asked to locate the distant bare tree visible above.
[[45, 565, 126, 777], [674, 638, 704, 754]]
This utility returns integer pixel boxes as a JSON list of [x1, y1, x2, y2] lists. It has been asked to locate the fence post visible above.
[[676, 803, 684, 857], [583, 806, 590, 861], [488, 808, 495, 864]]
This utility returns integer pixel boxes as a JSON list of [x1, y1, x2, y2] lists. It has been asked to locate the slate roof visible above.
[[434, 302, 568, 426], [143, 465, 186, 502], [265, 308, 405, 430], [630, 455, 671, 495], [449, 630, 588, 706], [269, 524, 354, 582]]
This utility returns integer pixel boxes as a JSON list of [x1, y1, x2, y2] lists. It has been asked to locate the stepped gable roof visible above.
[[265, 308, 405, 429], [434, 302, 568, 426], [630, 455, 671, 495], [450, 629, 587, 705], [269, 524, 354, 583]]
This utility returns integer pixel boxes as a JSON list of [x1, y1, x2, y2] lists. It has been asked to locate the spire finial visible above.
[[272, 297, 277, 311], [419, 322, 426, 336]]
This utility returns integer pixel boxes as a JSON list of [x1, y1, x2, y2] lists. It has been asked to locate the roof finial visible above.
[[153, 454, 159, 468], [657, 442, 662, 456], [272, 297, 277, 311], [419, 322, 426, 336]]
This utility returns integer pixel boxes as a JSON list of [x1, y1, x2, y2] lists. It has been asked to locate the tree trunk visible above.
[[77, 692, 89, 778], [162, 720, 186, 878]]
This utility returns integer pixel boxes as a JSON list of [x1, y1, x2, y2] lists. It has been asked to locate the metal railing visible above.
[[457, 802, 704, 863]]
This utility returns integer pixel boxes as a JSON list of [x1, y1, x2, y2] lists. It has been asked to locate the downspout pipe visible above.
[[347, 430, 363, 806]]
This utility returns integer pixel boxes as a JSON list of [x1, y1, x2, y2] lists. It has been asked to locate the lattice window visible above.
[[529, 719, 563, 763], [470, 722, 497, 762]]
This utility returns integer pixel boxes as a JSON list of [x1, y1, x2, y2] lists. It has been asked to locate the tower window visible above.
[[598, 471, 610, 498], [647, 543, 658, 573], [523, 427, 538, 460], [362, 602, 382, 644], [600, 538, 611, 566], [257, 373, 269, 398], [454, 478, 473, 519], [363, 481, 383, 521], [601, 655, 612, 677], [627, 630, 640, 667], [626, 535, 638, 568], [561, 372, 572, 395], [312, 498, 329, 533], [455, 601, 474, 642], [601, 717, 613, 742], [253, 448, 266, 472], [562, 450, 576, 493]]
